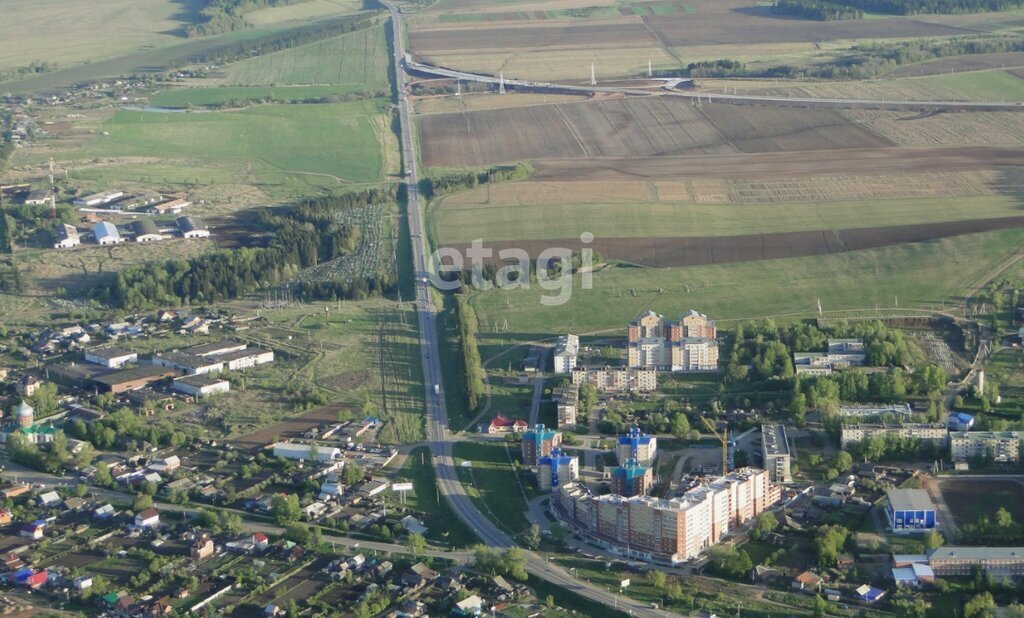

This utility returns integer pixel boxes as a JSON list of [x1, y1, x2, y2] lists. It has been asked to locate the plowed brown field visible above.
[[442, 217, 1024, 268], [417, 99, 889, 166], [530, 146, 1024, 181]]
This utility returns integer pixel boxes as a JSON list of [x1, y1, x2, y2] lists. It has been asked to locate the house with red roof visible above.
[[487, 414, 528, 434]]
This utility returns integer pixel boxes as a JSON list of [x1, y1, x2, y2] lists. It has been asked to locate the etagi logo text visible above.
[[428, 233, 595, 306]]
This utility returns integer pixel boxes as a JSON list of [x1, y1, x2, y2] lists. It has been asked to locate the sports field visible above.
[[465, 228, 1024, 334], [67, 100, 390, 188], [223, 25, 391, 89]]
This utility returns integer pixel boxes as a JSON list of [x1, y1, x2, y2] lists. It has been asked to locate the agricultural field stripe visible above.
[[441, 216, 1024, 268]]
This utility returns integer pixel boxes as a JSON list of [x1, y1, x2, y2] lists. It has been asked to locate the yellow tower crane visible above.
[[701, 416, 728, 475]]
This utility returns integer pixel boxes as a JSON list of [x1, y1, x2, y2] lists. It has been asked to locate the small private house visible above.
[[92, 221, 124, 245], [135, 508, 160, 528], [487, 414, 528, 434], [53, 223, 80, 249], [20, 521, 45, 540], [177, 216, 210, 238], [85, 347, 138, 369], [131, 219, 163, 243], [792, 570, 822, 592]]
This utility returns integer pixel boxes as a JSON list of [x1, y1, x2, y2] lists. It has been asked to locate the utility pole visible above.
[[590, 62, 597, 86]]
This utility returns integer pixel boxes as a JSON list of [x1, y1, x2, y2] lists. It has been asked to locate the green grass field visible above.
[[0, 0, 191, 73], [393, 446, 478, 546], [466, 228, 1024, 336], [453, 441, 531, 533], [68, 100, 389, 188], [430, 195, 1023, 244], [224, 25, 390, 88], [150, 85, 376, 107]]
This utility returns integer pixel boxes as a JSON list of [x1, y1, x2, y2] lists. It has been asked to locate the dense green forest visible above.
[[94, 189, 397, 310], [773, 0, 1024, 19], [772, 0, 862, 20]]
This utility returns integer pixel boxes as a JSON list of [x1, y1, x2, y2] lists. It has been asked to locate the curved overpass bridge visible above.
[[404, 55, 1024, 112]]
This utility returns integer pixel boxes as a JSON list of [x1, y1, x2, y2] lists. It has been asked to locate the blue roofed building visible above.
[[521, 424, 562, 467], [92, 221, 124, 245], [616, 426, 657, 466], [537, 447, 579, 491], [611, 459, 653, 497], [947, 412, 975, 432], [886, 488, 937, 532]]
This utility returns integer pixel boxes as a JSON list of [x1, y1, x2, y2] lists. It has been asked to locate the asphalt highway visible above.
[[384, 4, 668, 615]]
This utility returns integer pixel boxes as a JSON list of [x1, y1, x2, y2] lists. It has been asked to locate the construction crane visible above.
[[701, 416, 728, 475]]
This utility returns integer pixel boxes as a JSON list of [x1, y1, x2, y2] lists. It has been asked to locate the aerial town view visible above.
[[2, 0, 1024, 616]]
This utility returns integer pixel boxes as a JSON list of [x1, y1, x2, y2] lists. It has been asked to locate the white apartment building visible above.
[[949, 431, 1023, 463], [553, 334, 579, 374], [840, 423, 948, 449]]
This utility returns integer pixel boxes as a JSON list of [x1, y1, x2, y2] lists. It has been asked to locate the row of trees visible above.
[[95, 189, 396, 310], [961, 507, 1024, 544], [834, 0, 1023, 15], [773, 0, 863, 20], [650, 35, 1024, 80], [419, 163, 533, 199], [455, 296, 486, 411]]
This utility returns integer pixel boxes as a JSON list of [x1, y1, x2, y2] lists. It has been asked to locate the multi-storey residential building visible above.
[[553, 385, 579, 428], [521, 424, 562, 467], [761, 423, 792, 483], [553, 334, 579, 374], [627, 310, 719, 372], [571, 366, 657, 392], [617, 427, 657, 467], [949, 431, 1023, 462], [538, 448, 578, 492], [555, 468, 777, 564], [611, 460, 653, 497], [840, 423, 948, 449]]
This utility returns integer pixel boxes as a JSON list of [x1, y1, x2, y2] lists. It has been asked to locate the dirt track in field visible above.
[[417, 99, 888, 166], [530, 146, 1024, 181], [442, 217, 1024, 268]]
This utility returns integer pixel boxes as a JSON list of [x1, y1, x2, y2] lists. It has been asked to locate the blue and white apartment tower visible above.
[[538, 447, 579, 492], [616, 426, 657, 467]]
